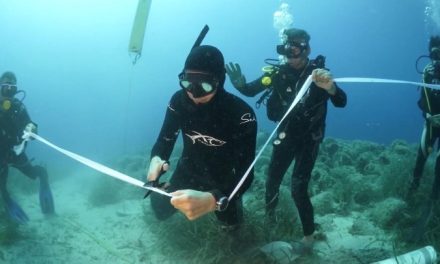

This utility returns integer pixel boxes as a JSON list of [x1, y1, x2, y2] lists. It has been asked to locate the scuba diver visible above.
[[409, 35, 440, 198], [407, 36, 440, 241], [145, 45, 257, 230], [226, 28, 347, 251], [0, 71, 55, 224]]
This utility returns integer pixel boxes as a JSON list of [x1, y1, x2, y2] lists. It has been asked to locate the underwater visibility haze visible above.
[[0, 0, 440, 263]]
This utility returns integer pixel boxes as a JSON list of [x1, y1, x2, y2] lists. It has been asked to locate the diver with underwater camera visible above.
[[226, 28, 347, 253]]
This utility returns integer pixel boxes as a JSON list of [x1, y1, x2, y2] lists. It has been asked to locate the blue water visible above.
[[0, 0, 438, 165]]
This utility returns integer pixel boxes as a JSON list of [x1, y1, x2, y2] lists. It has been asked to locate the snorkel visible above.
[[178, 25, 214, 100]]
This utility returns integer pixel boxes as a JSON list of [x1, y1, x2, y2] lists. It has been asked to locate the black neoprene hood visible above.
[[184, 45, 226, 86]]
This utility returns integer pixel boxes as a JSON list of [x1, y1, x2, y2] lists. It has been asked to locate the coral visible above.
[[354, 151, 381, 175], [322, 137, 340, 158], [312, 191, 337, 215], [367, 198, 407, 228], [349, 216, 377, 236], [0, 223, 6, 245], [311, 163, 334, 195], [379, 152, 415, 198], [377, 153, 391, 165], [327, 166, 360, 214], [337, 152, 354, 167], [390, 140, 412, 156], [353, 185, 375, 206]]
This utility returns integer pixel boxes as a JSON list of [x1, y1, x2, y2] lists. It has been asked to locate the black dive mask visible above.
[[277, 41, 308, 59], [179, 72, 218, 98], [1, 83, 17, 98]]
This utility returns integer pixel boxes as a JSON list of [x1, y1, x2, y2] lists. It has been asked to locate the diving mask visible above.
[[179, 72, 219, 98], [277, 41, 308, 59], [0, 83, 17, 111], [1, 83, 18, 98]]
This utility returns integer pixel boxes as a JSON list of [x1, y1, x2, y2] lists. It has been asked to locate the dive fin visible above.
[[4, 196, 29, 224], [39, 175, 55, 215]]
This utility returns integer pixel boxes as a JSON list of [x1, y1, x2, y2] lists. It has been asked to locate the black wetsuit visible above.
[[149, 87, 257, 225], [412, 62, 440, 200], [0, 98, 46, 200], [236, 60, 346, 236]]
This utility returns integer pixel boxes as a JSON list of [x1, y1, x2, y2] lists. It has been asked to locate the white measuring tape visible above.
[[335, 77, 440, 90], [228, 74, 313, 200], [24, 77, 440, 200], [228, 77, 440, 200], [24, 132, 171, 197]]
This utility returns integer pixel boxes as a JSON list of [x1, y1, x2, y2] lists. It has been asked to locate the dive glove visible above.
[[225, 62, 246, 88]]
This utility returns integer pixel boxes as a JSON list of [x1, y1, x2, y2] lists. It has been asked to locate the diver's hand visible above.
[[226, 62, 246, 88], [170, 190, 216, 220], [312, 69, 336, 95], [24, 122, 37, 134], [146, 156, 169, 182]]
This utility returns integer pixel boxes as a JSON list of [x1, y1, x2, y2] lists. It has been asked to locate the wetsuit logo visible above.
[[240, 113, 256, 124], [185, 131, 226, 147]]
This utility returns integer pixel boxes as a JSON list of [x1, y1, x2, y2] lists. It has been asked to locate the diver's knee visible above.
[[291, 181, 308, 203]]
